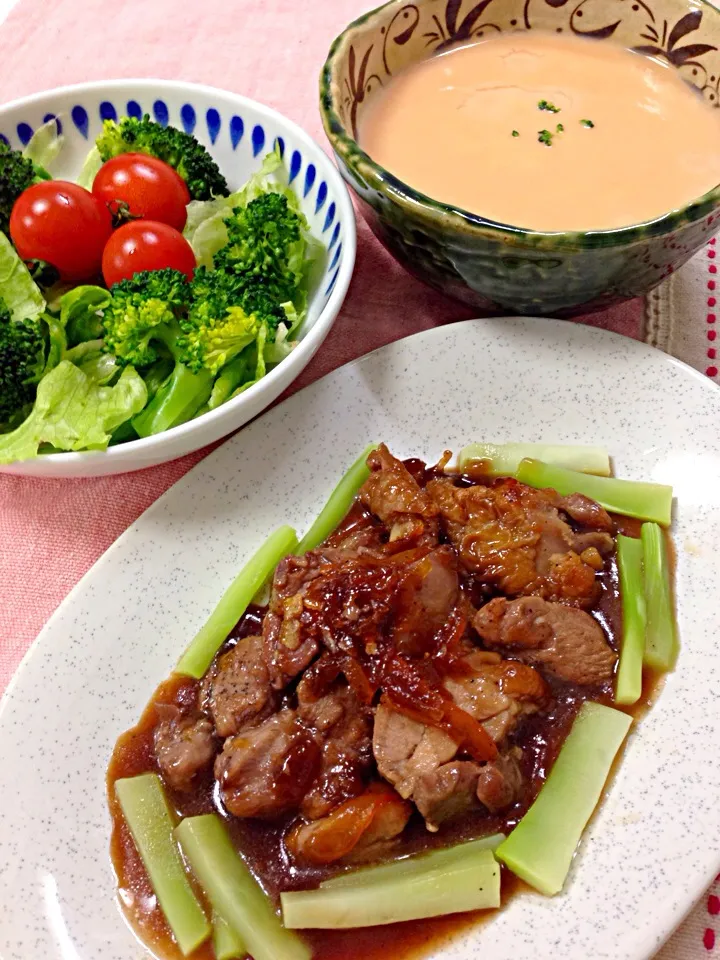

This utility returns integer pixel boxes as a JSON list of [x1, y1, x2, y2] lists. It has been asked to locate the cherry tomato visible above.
[[102, 220, 196, 286], [92, 154, 191, 230], [10, 180, 112, 282]]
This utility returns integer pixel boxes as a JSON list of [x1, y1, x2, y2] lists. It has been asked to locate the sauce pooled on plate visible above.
[[358, 32, 720, 231]]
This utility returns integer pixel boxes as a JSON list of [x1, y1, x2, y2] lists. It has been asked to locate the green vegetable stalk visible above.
[[175, 814, 311, 960], [641, 522, 678, 670], [281, 847, 500, 929], [615, 535, 646, 705], [457, 442, 610, 477], [320, 834, 505, 890], [495, 701, 632, 895], [114, 774, 210, 956], [175, 525, 298, 679], [515, 458, 673, 526], [297, 444, 378, 554]]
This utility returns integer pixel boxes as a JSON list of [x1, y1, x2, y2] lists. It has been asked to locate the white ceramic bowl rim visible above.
[[0, 78, 357, 467]]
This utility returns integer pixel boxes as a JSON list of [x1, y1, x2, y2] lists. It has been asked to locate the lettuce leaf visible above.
[[60, 284, 110, 345], [183, 149, 308, 268], [23, 117, 64, 173], [0, 232, 46, 321], [0, 360, 147, 463], [75, 145, 103, 190]]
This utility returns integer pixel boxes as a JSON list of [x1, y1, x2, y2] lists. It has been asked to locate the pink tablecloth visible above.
[[0, 0, 712, 956]]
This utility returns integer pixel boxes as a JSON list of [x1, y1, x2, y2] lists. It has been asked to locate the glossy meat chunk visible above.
[[373, 653, 545, 828], [297, 682, 374, 820], [473, 596, 617, 686], [426, 476, 610, 605], [215, 709, 321, 819], [475, 749, 525, 813], [153, 707, 216, 792], [359, 443, 439, 546], [200, 635, 276, 737]]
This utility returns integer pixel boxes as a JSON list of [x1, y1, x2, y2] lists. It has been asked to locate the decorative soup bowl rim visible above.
[[319, 0, 720, 249]]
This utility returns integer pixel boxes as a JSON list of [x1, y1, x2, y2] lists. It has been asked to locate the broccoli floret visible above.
[[102, 268, 191, 367], [96, 115, 229, 201], [184, 266, 285, 375], [0, 301, 45, 424], [214, 192, 305, 302], [0, 141, 41, 235]]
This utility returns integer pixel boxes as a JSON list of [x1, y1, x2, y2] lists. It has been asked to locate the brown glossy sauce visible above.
[[108, 467, 670, 960]]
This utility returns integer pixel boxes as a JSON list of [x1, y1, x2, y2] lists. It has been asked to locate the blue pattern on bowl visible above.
[[206, 108, 221, 144], [0, 90, 345, 321], [251, 123, 265, 157], [16, 122, 32, 146], [99, 101, 117, 123], [153, 99, 169, 128], [71, 105, 89, 139], [180, 103, 196, 135], [303, 163, 316, 198], [229, 114, 244, 149]]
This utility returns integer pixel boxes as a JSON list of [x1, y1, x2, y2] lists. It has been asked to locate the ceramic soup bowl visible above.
[[320, 0, 720, 316]]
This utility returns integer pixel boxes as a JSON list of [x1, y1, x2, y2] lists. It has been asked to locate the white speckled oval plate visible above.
[[1, 317, 720, 960]]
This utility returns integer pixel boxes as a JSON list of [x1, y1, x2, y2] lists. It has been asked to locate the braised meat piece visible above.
[[391, 546, 459, 657], [475, 749, 525, 813], [473, 596, 617, 686], [297, 682, 374, 820], [286, 783, 412, 865], [200, 635, 276, 737], [154, 707, 216, 792], [426, 476, 611, 606], [359, 443, 439, 547], [215, 710, 321, 819], [373, 653, 545, 829]]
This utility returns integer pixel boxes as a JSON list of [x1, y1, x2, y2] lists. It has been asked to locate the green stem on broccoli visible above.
[[114, 774, 210, 956], [175, 815, 311, 960], [641, 522, 678, 670], [515, 459, 673, 526], [297, 445, 378, 554], [175, 525, 298, 679], [615, 534, 646, 705], [132, 363, 213, 437], [495, 702, 632, 895]]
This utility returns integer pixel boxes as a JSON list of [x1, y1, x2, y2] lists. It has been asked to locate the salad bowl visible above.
[[0, 79, 356, 478]]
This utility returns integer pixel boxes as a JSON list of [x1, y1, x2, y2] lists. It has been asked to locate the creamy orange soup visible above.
[[358, 32, 720, 232]]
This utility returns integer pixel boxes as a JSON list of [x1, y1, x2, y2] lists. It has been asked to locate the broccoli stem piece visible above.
[[281, 847, 500, 929], [515, 459, 673, 526], [212, 912, 247, 960], [132, 364, 212, 437], [297, 444, 378, 554], [114, 774, 210, 956], [641, 522, 678, 670], [175, 815, 311, 960], [457, 443, 610, 477], [320, 834, 505, 890], [495, 702, 632, 895], [615, 534, 646, 705], [175, 525, 298, 679]]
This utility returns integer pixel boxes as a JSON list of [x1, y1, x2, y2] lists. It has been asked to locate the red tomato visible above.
[[92, 154, 191, 231], [9, 180, 112, 282], [102, 220, 196, 286]]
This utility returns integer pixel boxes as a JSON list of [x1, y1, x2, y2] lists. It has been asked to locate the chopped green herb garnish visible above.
[[581, 119, 595, 128], [556, 123, 564, 133], [538, 129, 553, 146], [511, 130, 520, 137], [538, 99, 560, 113]]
